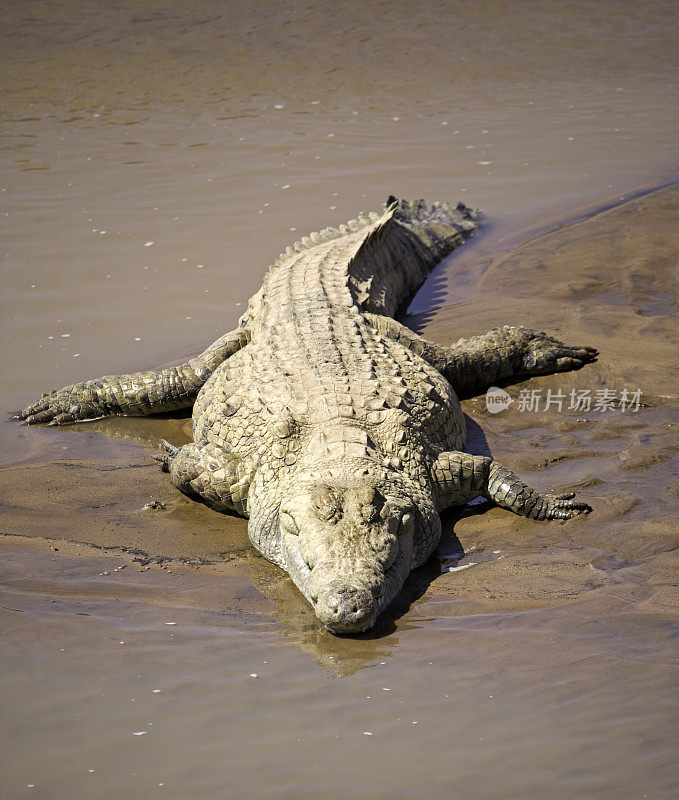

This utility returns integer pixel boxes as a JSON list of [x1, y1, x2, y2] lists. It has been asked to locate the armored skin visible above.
[[17, 198, 596, 634]]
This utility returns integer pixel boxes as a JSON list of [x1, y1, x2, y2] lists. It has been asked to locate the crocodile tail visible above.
[[271, 209, 385, 271], [348, 197, 478, 317], [387, 196, 478, 260]]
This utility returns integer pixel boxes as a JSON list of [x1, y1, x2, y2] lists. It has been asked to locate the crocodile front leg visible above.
[[160, 440, 249, 517], [16, 328, 249, 425], [364, 315, 597, 399], [431, 451, 590, 520]]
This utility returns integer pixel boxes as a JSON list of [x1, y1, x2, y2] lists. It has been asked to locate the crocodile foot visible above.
[[521, 329, 598, 374], [14, 386, 97, 425], [154, 439, 180, 472], [531, 491, 592, 520]]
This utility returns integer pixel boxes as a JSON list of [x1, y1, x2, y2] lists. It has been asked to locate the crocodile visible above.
[[16, 197, 596, 634]]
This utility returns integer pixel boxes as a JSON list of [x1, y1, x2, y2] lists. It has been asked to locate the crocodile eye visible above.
[[315, 498, 340, 522], [359, 503, 378, 523], [311, 486, 341, 523], [356, 486, 383, 523]]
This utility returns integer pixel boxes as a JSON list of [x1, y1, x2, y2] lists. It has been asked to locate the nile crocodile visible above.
[[16, 197, 596, 634]]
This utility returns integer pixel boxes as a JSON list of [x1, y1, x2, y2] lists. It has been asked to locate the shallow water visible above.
[[1, 2, 678, 799], [3, 543, 677, 800]]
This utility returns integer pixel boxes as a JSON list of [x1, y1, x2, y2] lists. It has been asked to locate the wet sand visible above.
[[4, 187, 678, 603], [2, 2, 679, 798]]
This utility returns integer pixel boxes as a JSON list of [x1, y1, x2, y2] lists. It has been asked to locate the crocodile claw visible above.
[[542, 493, 592, 519], [523, 330, 598, 374], [154, 439, 180, 472], [15, 386, 80, 425]]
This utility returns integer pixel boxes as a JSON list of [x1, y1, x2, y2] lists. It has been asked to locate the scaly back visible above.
[[240, 197, 477, 332]]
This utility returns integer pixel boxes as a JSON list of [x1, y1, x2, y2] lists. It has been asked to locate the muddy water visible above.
[[2, 2, 679, 799]]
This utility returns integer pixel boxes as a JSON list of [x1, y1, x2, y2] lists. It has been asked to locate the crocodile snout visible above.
[[315, 583, 376, 634]]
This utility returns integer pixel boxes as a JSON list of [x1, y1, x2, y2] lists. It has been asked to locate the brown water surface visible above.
[[1, 3, 678, 799]]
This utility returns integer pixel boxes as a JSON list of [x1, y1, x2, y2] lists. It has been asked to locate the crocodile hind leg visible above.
[[159, 440, 249, 517], [364, 315, 597, 399], [16, 328, 249, 425], [440, 326, 597, 398], [431, 450, 590, 519]]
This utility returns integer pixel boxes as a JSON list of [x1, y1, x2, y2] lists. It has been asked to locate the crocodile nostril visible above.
[[315, 584, 376, 633], [326, 587, 358, 612], [318, 585, 373, 622]]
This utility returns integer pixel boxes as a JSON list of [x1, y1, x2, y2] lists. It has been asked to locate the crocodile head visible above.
[[278, 474, 434, 634]]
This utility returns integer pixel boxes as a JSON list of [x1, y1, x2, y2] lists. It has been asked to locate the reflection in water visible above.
[[248, 555, 402, 678], [73, 411, 194, 452], [247, 551, 468, 677]]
